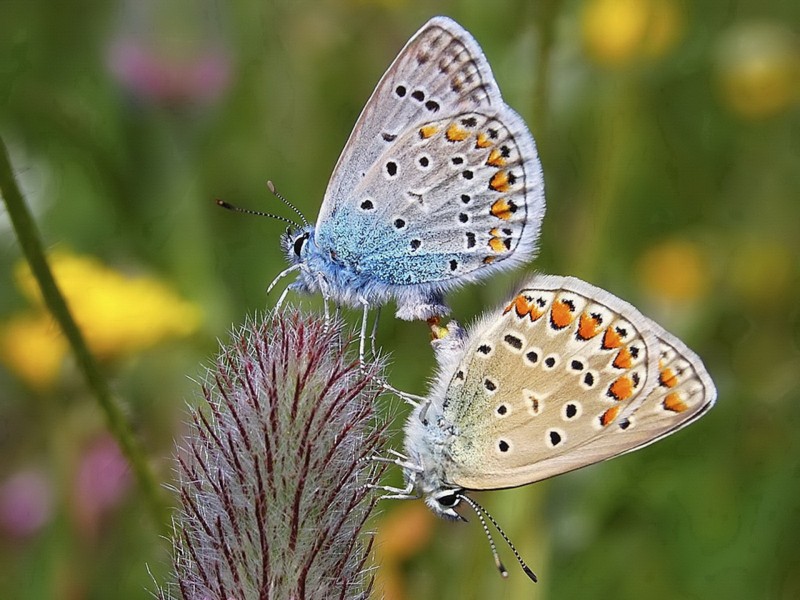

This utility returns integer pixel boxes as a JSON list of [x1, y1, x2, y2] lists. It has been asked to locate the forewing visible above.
[[319, 16, 500, 225]]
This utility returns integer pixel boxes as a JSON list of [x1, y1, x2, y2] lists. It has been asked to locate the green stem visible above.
[[0, 135, 169, 533], [532, 0, 562, 134]]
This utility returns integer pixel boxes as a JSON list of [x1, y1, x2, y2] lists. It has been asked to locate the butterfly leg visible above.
[[316, 272, 332, 330], [387, 448, 411, 460], [417, 398, 433, 423], [379, 380, 426, 407], [365, 480, 420, 501], [356, 300, 428, 406], [367, 451, 424, 473], [365, 456, 422, 500], [369, 306, 381, 358], [357, 298, 388, 364], [358, 300, 370, 365], [266, 263, 302, 295], [359, 452, 422, 499], [275, 285, 291, 312]]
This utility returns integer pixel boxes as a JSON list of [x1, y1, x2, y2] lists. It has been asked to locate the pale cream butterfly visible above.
[[378, 274, 716, 581]]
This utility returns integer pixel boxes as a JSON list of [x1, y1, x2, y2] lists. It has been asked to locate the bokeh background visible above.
[[1, 0, 799, 598]]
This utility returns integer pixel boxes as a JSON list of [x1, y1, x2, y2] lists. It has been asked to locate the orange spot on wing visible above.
[[483, 256, 496, 264], [600, 405, 621, 426], [489, 237, 506, 253], [419, 125, 438, 139], [490, 199, 514, 220], [515, 296, 530, 317], [504, 295, 544, 321], [486, 148, 506, 167], [446, 123, 470, 142], [608, 375, 634, 401], [475, 132, 493, 148], [550, 300, 575, 329], [577, 313, 602, 340], [659, 367, 678, 388], [663, 392, 688, 412], [489, 171, 510, 192], [613, 346, 633, 369], [602, 327, 623, 349]]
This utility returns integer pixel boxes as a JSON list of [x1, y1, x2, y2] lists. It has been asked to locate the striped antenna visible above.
[[459, 493, 538, 583], [267, 180, 309, 227], [215, 199, 300, 229]]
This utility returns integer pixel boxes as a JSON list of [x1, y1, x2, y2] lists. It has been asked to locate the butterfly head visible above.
[[425, 488, 467, 521], [401, 457, 464, 521], [282, 225, 315, 267]]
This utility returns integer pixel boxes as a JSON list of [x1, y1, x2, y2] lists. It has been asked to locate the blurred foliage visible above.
[[1, 0, 799, 598]]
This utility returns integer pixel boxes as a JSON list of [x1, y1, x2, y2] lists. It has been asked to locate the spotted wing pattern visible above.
[[315, 17, 544, 285], [440, 275, 715, 490]]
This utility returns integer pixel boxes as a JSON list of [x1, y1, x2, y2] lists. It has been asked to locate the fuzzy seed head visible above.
[[160, 309, 389, 600]]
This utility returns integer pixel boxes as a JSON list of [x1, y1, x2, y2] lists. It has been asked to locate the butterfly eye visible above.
[[293, 233, 309, 257], [437, 493, 459, 508]]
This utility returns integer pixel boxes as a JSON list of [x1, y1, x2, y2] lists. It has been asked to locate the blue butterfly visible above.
[[227, 17, 545, 329]]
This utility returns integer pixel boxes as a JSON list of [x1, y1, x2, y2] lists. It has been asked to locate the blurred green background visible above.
[[1, 0, 799, 598]]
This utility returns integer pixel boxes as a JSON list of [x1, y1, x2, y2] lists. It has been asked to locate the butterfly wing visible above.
[[440, 275, 715, 491], [604, 324, 716, 452], [314, 17, 545, 286]]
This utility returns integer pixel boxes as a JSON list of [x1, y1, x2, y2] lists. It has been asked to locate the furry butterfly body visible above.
[[282, 17, 545, 320]]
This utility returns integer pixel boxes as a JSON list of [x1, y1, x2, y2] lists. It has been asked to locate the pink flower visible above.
[[73, 435, 132, 536], [0, 469, 53, 539], [108, 39, 231, 109]]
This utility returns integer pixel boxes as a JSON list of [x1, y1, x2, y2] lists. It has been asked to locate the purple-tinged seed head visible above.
[[158, 309, 389, 600]]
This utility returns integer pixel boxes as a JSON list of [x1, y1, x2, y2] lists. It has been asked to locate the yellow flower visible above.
[[637, 238, 711, 302], [16, 251, 202, 358], [1, 251, 202, 388], [715, 22, 800, 120], [581, 0, 684, 67], [729, 238, 795, 306], [0, 314, 67, 391]]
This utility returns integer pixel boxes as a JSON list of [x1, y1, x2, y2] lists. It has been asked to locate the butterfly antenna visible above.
[[267, 180, 309, 227], [215, 199, 301, 229], [459, 494, 538, 583]]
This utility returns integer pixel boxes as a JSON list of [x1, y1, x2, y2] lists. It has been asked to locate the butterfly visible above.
[[380, 274, 716, 580], [260, 17, 545, 324]]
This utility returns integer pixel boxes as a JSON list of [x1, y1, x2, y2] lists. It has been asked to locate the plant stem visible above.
[[0, 135, 169, 533], [532, 0, 562, 134]]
